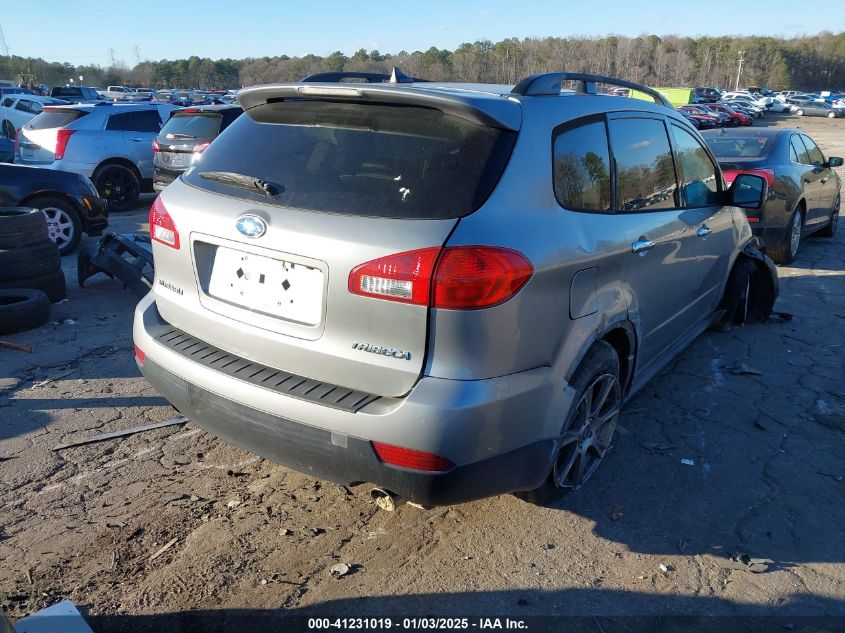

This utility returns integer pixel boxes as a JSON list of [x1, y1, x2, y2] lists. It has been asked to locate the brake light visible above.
[[134, 344, 145, 366], [349, 246, 533, 309], [152, 138, 160, 152], [55, 129, 75, 160], [193, 141, 210, 154], [149, 196, 180, 249], [372, 442, 454, 472]]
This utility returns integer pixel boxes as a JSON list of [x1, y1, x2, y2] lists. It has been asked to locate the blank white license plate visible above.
[[208, 246, 323, 325]]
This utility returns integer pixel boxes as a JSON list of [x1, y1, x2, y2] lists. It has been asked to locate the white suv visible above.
[[16, 102, 178, 210]]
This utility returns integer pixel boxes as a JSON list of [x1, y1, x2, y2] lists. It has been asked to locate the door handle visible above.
[[631, 239, 655, 254], [697, 225, 712, 237], [130, 137, 144, 142]]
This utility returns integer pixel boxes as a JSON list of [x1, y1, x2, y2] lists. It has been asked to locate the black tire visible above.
[[0, 240, 61, 282], [817, 196, 839, 238], [93, 164, 141, 211], [0, 208, 49, 249], [767, 208, 803, 265], [28, 196, 83, 256], [1, 119, 14, 139], [0, 289, 51, 335], [0, 268, 66, 302], [516, 341, 621, 506]]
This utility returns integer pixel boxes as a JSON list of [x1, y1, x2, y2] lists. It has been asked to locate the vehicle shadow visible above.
[[80, 589, 845, 633]]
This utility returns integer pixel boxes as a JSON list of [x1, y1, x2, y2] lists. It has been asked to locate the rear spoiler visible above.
[[237, 83, 521, 131]]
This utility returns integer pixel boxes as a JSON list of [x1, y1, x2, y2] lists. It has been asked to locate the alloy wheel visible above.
[[553, 373, 621, 489], [789, 212, 802, 258], [41, 207, 75, 251]]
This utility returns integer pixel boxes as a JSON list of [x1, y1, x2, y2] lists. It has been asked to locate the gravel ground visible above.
[[1, 113, 843, 632]]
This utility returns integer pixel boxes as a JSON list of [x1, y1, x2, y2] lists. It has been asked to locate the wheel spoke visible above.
[[592, 376, 614, 416], [596, 406, 621, 426]]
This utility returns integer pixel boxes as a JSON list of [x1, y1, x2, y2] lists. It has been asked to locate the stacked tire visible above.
[[0, 208, 66, 335]]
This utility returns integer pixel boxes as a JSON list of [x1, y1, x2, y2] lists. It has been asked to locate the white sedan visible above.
[[0, 95, 68, 138]]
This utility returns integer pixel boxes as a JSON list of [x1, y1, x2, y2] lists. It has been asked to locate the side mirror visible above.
[[727, 173, 768, 209], [827, 156, 843, 168]]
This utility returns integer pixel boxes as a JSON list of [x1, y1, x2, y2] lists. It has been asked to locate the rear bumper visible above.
[[134, 294, 566, 506]]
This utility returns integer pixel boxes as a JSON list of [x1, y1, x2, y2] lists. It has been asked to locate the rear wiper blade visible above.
[[198, 171, 282, 197]]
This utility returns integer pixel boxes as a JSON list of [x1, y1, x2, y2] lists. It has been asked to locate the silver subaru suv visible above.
[[133, 70, 775, 507]]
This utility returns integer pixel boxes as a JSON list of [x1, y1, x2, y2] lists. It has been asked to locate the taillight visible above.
[[149, 196, 180, 249], [723, 168, 775, 188], [348, 246, 533, 310], [193, 141, 210, 154], [372, 442, 454, 472], [55, 129, 75, 160], [134, 344, 145, 366], [152, 138, 160, 152]]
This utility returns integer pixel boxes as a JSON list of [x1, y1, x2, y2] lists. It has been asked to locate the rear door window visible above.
[[607, 117, 678, 212], [15, 99, 31, 112], [670, 125, 721, 207], [552, 116, 612, 212], [183, 100, 517, 220], [107, 110, 161, 132]]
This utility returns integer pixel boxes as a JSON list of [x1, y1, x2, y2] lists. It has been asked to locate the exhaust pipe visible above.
[[370, 487, 399, 511]]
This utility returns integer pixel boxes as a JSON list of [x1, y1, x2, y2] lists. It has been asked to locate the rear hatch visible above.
[[154, 109, 223, 173], [18, 107, 88, 164], [153, 94, 517, 397]]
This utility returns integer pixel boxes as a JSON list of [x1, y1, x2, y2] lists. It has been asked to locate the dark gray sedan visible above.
[[703, 128, 842, 263], [791, 100, 839, 118]]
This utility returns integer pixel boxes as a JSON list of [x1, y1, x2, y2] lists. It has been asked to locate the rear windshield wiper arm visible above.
[[168, 132, 196, 139], [198, 171, 282, 197]]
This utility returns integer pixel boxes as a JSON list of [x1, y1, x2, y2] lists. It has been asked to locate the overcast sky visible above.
[[2, 0, 834, 67]]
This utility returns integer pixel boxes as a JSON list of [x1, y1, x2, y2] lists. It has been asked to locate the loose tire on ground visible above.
[[0, 240, 62, 282], [0, 289, 51, 335], [516, 341, 621, 506], [0, 268, 66, 303], [0, 208, 49, 250]]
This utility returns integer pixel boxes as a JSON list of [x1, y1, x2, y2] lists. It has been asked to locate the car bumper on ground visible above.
[[133, 293, 566, 506]]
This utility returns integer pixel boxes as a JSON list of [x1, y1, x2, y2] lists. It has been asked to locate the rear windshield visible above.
[[51, 87, 82, 97], [704, 135, 772, 158], [26, 109, 88, 130], [182, 100, 516, 219], [161, 111, 222, 140]]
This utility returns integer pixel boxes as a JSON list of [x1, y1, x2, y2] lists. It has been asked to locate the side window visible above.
[[105, 112, 127, 131], [789, 141, 799, 163], [790, 135, 811, 165], [15, 99, 31, 112], [29, 102, 43, 115], [122, 110, 161, 133], [670, 125, 721, 207], [800, 135, 825, 166], [552, 117, 612, 212], [608, 117, 678, 212]]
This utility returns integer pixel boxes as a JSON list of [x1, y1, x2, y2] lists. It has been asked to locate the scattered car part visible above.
[[0, 288, 51, 335], [77, 232, 154, 297], [51, 417, 187, 451], [716, 244, 778, 328], [12, 599, 95, 633], [0, 340, 33, 352], [370, 488, 399, 511]]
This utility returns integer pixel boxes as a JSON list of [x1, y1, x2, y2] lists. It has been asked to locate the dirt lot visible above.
[[1, 113, 844, 632]]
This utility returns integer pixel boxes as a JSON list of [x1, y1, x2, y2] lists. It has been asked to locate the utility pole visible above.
[[735, 50, 745, 91], [0, 23, 10, 57]]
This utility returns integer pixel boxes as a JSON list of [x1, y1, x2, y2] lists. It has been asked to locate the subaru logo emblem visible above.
[[235, 214, 267, 239]]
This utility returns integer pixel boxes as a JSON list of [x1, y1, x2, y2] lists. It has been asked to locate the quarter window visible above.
[[552, 118, 612, 212], [670, 125, 721, 207], [608, 118, 678, 212], [800, 134, 825, 166], [790, 135, 811, 165]]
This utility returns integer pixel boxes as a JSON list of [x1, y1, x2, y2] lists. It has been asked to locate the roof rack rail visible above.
[[301, 66, 429, 84], [511, 72, 672, 108]]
